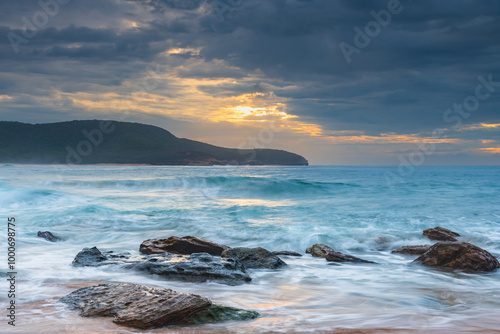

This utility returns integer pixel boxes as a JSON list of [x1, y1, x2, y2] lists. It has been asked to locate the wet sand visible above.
[[6, 281, 500, 334]]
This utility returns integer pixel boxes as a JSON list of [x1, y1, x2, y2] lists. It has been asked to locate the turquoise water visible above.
[[1, 165, 499, 333]]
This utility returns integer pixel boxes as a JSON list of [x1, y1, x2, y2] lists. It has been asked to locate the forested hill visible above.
[[0, 120, 308, 165]]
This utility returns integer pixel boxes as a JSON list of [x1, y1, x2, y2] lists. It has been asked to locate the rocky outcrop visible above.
[[392, 245, 432, 255], [37, 231, 61, 242], [221, 247, 287, 269], [423, 227, 460, 242], [59, 283, 258, 329], [306, 244, 375, 263], [413, 242, 500, 272], [272, 251, 302, 257], [72, 247, 250, 285], [139, 236, 230, 256]]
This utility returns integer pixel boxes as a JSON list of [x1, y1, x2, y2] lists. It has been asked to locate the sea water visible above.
[[0, 165, 499, 333]]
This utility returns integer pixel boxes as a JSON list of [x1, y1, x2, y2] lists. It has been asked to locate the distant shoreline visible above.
[[0, 163, 309, 167]]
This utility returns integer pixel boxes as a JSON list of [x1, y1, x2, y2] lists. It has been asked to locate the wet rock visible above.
[[272, 251, 302, 257], [59, 283, 257, 329], [131, 253, 251, 285], [140, 236, 230, 256], [37, 231, 61, 242], [72, 247, 107, 267], [221, 247, 287, 269], [392, 245, 432, 255], [186, 304, 259, 324], [423, 227, 460, 242], [306, 243, 335, 258], [414, 242, 500, 272], [325, 251, 375, 263], [306, 244, 375, 263], [72, 247, 250, 285]]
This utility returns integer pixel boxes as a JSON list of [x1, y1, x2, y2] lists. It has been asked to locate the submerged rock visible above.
[[59, 283, 258, 329], [392, 245, 432, 255], [423, 227, 460, 242], [413, 242, 500, 272], [72, 247, 250, 285], [306, 244, 375, 263], [371, 235, 396, 250], [272, 251, 302, 257], [221, 247, 287, 269], [37, 231, 61, 242], [140, 236, 230, 256]]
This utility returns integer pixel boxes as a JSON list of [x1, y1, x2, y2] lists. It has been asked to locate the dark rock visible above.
[[423, 227, 460, 242], [306, 243, 375, 263], [186, 304, 259, 324], [221, 247, 287, 269], [306, 243, 335, 258], [37, 231, 61, 242], [325, 251, 375, 263], [130, 253, 251, 285], [414, 242, 500, 272], [72, 247, 107, 267], [140, 236, 230, 256], [272, 251, 302, 257], [392, 245, 432, 255], [71, 248, 250, 285], [59, 283, 210, 329]]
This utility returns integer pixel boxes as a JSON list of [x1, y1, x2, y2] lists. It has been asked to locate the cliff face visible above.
[[0, 120, 308, 166]]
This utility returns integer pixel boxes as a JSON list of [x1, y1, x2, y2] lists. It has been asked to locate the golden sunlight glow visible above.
[[462, 123, 500, 130], [231, 105, 293, 120], [163, 47, 201, 56], [325, 133, 461, 144], [480, 123, 500, 128], [0, 95, 13, 101], [48, 53, 500, 150], [476, 147, 500, 154]]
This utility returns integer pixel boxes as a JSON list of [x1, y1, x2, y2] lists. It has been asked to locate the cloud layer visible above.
[[1, 0, 500, 164]]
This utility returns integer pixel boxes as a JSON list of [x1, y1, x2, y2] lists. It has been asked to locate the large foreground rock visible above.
[[221, 247, 287, 269], [423, 227, 460, 242], [414, 242, 500, 272], [392, 245, 432, 255], [72, 247, 251, 285], [306, 244, 375, 263], [140, 236, 230, 256], [59, 283, 258, 329]]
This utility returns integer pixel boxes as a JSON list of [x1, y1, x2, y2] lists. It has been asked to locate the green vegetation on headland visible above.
[[0, 120, 308, 165]]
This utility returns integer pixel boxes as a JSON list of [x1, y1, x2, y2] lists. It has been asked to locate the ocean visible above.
[[1, 165, 499, 333]]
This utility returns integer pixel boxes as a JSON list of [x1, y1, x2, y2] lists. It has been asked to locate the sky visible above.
[[1, 0, 499, 165]]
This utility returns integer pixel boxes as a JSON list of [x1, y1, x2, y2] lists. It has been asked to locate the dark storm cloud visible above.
[[1, 0, 500, 145]]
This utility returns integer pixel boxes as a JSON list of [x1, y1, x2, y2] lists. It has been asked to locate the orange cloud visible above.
[[475, 147, 500, 154], [480, 123, 500, 128]]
